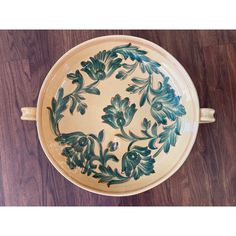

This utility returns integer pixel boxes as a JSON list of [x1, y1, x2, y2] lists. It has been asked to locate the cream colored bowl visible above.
[[21, 35, 215, 196]]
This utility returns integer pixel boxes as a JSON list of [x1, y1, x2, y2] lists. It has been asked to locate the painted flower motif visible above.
[[150, 77, 186, 125], [121, 146, 155, 179], [81, 50, 122, 81], [81, 58, 106, 81], [55, 133, 95, 169], [74, 136, 89, 151], [102, 94, 137, 129]]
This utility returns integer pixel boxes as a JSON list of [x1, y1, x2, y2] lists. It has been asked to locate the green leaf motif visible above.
[[126, 75, 149, 100], [148, 138, 158, 150], [115, 71, 127, 80], [47, 87, 69, 136], [77, 102, 87, 115], [140, 88, 148, 107], [153, 118, 181, 157], [85, 87, 100, 95], [131, 77, 147, 84], [104, 154, 119, 163], [142, 118, 151, 130], [151, 123, 158, 136], [98, 130, 104, 142], [112, 43, 160, 77], [67, 70, 83, 82], [93, 166, 129, 187]]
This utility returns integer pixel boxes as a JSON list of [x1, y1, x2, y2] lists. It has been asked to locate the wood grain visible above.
[[0, 30, 235, 206]]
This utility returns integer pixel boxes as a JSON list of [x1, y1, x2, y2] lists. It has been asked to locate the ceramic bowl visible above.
[[21, 35, 215, 196]]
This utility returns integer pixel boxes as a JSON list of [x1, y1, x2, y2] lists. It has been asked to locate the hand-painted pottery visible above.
[[21, 35, 215, 196]]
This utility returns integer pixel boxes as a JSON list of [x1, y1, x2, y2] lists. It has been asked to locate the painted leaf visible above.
[[98, 130, 104, 142], [131, 77, 147, 84], [116, 70, 127, 80], [151, 123, 158, 136], [148, 138, 158, 150], [69, 96, 77, 114], [158, 118, 181, 153], [104, 154, 119, 163], [85, 87, 100, 95], [140, 88, 148, 107]]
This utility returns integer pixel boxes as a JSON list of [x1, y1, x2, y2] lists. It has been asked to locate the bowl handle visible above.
[[21, 107, 37, 121], [199, 108, 215, 124]]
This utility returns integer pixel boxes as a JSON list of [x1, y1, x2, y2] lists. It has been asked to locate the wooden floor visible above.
[[0, 30, 235, 206]]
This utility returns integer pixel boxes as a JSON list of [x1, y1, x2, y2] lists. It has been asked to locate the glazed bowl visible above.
[[21, 35, 215, 196]]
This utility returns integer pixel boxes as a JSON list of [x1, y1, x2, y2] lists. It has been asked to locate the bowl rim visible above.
[[36, 35, 200, 196]]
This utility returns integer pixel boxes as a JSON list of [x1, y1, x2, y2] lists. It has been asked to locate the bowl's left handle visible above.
[[199, 108, 215, 124], [21, 107, 37, 121]]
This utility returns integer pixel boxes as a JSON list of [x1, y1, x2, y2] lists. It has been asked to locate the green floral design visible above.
[[47, 43, 186, 187], [122, 146, 155, 179], [81, 50, 122, 81], [102, 94, 137, 129]]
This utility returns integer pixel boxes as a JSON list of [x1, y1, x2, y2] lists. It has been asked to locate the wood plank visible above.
[[0, 59, 42, 205]]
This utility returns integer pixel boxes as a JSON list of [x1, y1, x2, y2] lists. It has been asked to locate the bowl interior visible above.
[[37, 36, 199, 196]]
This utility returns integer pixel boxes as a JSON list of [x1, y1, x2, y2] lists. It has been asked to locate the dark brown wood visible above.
[[0, 30, 235, 206]]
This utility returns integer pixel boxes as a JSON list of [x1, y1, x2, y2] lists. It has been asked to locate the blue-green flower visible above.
[[122, 146, 155, 179], [150, 77, 186, 125], [102, 94, 137, 129], [55, 133, 96, 169], [74, 136, 89, 150], [81, 50, 122, 81], [81, 58, 106, 81]]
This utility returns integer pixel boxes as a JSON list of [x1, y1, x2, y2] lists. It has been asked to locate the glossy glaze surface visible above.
[[37, 36, 199, 196]]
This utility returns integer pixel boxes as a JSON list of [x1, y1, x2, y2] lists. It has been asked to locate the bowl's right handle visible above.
[[199, 108, 215, 124], [21, 107, 37, 121]]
